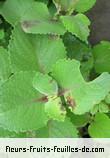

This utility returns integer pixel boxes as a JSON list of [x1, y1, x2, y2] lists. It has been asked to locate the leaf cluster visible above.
[[0, 0, 110, 138]]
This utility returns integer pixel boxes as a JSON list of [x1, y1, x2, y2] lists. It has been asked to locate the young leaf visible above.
[[0, 47, 11, 83], [52, 59, 110, 114], [21, 2, 66, 35], [0, 0, 34, 26], [0, 71, 48, 132], [45, 98, 66, 121], [88, 113, 110, 138], [9, 25, 66, 73], [75, 0, 96, 13], [33, 72, 58, 96], [53, 0, 79, 15], [60, 14, 90, 42], [93, 41, 110, 73], [91, 102, 109, 115]]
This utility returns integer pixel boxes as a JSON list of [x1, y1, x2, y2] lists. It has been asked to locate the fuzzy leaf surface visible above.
[[0, 71, 48, 132], [9, 25, 66, 73]]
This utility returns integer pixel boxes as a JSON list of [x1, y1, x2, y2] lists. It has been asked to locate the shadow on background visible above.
[[87, 0, 110, 45]]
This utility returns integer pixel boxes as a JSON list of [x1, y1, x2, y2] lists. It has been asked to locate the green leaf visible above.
[[0, 0, 34, 26], [52, 59, 110, 114], [88, 113, 110, 138], [0, 127, 27, 138], [33, 72, 58, 96], [21, 2, 66, 35], [0, 71, 48, 132], [53, 0, 79, 15], [45, 98, 66, 121], [75, 0, 96, 13], [35, 0, 49, 4], [60, 14, 90, 42], [0, 47, 11, 83], [48, 117, 78, 137], [36, 117, 78, 138], [9, 25, 66, 73], [93, 41, 110, 73], [33, 73, 66, 121]]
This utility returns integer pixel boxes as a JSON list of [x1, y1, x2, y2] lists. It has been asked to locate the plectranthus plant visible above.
[[0, 0, 110, 138]]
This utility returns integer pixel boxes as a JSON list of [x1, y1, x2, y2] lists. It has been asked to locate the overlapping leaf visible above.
[[33, 72, 58, 96], [0, 71, 48, 132], [33, 72, 66, 121], [36, 117, 78, 138], [8, 25, 66, 73], [52, 59, 110, 114], [60, 14, 90, 42], [21, 2, 66, 35]]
